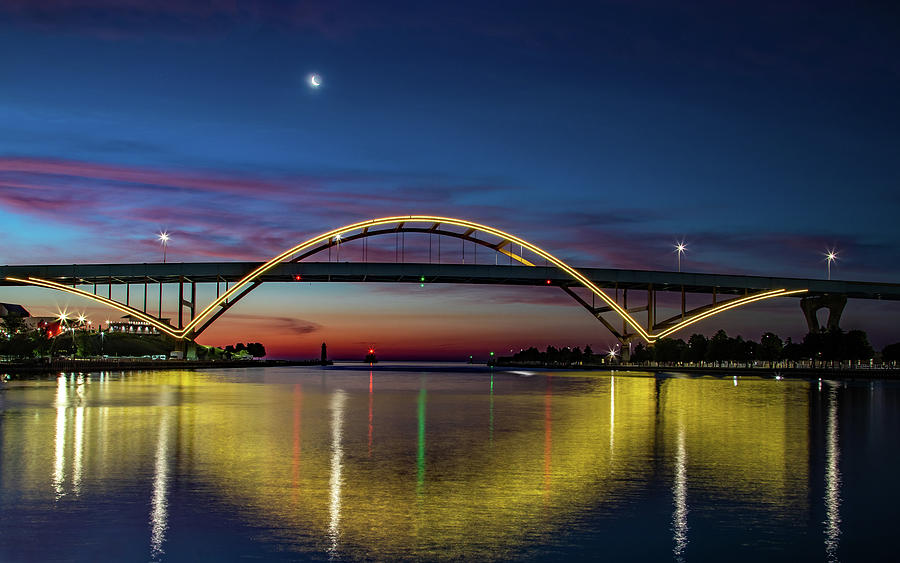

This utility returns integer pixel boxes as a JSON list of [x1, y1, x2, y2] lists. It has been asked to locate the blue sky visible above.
[[1, 1, 898, 357]]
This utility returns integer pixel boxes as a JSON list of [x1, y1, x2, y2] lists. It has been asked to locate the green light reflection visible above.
[[417, 384, 426, 496]]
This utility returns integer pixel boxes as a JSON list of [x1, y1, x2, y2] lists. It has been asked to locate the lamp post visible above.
[[674, 241, 687, 273], [825, 250, 837, 280], [158, 231, 170, 263]]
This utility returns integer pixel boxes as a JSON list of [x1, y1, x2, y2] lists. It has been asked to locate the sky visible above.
[[1, 0, 899, 359]]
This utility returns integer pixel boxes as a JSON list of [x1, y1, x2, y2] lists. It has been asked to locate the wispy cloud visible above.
[[0, 156, 513, 262], [1, 156, 896, 283]]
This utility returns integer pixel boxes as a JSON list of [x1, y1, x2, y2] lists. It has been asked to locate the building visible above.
[[0, 304, 66, 337], [108, 315, 171, 335], [0, 303, 30, 319]]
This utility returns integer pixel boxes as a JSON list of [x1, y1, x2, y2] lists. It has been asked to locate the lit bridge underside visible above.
[[3, 216, 899, 343]]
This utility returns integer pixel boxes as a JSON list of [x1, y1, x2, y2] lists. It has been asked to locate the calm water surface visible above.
[[1, 364, 898, 561]]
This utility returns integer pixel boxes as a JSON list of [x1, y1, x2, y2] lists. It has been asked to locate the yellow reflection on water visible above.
[[1, 370, 812, 560], [824, 382, 841, 562], [53, 376, 66, 499], [150, 387, 173, 561], [673, 425, 688, 561], [660, 377, 810, 511], [328, 389, 346, 556]]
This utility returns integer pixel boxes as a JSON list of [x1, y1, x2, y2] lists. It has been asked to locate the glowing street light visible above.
[[333, 233, 342, 261], [674, 241, 687, 272], [157, 231, 170, 263], [825, 249, 838, 280]]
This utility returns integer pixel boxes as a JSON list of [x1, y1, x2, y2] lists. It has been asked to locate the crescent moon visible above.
[[310, 74, 321, 87]]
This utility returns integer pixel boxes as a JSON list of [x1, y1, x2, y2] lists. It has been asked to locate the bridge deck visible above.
[[2, 262, 899, 300]]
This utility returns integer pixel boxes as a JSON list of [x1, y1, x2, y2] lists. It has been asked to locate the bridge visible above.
[[3, 216, 898, 350]]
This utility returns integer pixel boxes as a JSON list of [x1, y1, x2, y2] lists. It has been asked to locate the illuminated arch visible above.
[[7, 215, 807, 342], [5, 275, 182, 339]]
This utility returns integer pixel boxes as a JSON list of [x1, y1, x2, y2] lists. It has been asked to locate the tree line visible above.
[[502, 328, 898, 368], [1, 314, 266, 360], [632, 329, 875, 367], [196, 342, 266, 360]]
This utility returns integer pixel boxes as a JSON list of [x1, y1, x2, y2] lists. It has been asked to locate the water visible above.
[[1, 365, 898, 561]]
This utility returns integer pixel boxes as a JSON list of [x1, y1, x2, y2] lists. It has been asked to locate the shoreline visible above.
[[1, 358, 332, 376], [3, 359, 899, 380], [491, 361, 900, 379]]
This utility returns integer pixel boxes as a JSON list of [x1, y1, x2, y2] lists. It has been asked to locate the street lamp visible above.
[[825, 249, 837, 280], [333, 233, 342, 261], [158, 231, 170, 263], [674, 241, 687, 272]]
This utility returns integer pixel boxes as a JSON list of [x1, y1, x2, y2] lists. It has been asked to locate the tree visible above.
[[31, 329, 52, 358], [882, 343, 900, 366], [802, 332, 825, 367], [739, 338, 759, 367], [686, 333, 708, 364], [759, 332, 783, 367], [583, 345, 594, 364], [0, 313, 27, 336], [844, 330, 874, 367], [247, 342, 266, 359], [782, 337, 803, 366], [655, 338, 686, 364], [571, 346, 583, 365], [706, 330, 731, 365], [632, 343, 654, 364]]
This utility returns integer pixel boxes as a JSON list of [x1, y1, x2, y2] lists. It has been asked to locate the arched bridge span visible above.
[[5, 215, 809, 343]]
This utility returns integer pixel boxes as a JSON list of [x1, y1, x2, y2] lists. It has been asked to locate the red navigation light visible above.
[[368, 348, 375, 354], [293, 275, 302, 281], [546, 279, 552, 284]]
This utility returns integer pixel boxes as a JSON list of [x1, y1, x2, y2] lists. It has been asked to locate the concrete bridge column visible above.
[[800, 294, 847, 333], [617, 334, 637, 362]]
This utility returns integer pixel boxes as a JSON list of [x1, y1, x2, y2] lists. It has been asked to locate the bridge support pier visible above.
[[801, 294, 847, 333], [174, 339, 197, 360], [178, 277, 196, 329], [619, 339, 631, 362]]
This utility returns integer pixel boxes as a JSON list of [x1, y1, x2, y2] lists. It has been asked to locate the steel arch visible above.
[[7, 215, 807, 342]]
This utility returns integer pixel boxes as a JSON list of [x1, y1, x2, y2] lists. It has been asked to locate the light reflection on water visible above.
[[824, 382, 841, 562], [150, 387, 173, 561], [52, 376, 66, 499], [672, 425, 688, 562], [1, 366, 897, 561], [328, 389, 346, 558]]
